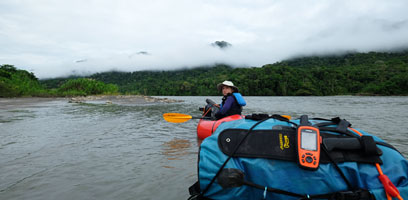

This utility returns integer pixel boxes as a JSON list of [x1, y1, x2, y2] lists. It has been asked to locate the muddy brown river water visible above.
[[1, 96, 407, 200]]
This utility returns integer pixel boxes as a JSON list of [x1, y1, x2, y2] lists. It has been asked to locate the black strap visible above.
[[201, 118, 269, 196], [319, 127, 357, 137], [300, 115, 311, 126], [361, 136, 379, 155], [322, 145, 354, 190], [188, 181, 201, 197], [188, 181, 212, 200], [243, 180, 304, 198], [245, 113, 269, 121], [312, 117, 346, 126], [245, 114, 298, 127], [317, 120, 402, 156], [218, 129, 383, 164], [313, 117, 353, 137], [312, 189, 374, 200], [336, 119, 351, 134], [232, 176, 374, 200]]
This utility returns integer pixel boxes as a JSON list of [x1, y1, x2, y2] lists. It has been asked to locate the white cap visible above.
[[217, 80, 239, 92]]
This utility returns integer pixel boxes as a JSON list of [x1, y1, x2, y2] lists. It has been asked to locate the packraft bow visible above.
[[197, 114, 244, 140], [189, 114, 408, 200], [197, 99, 244, 140]]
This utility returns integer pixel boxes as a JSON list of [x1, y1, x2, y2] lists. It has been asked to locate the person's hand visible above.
[[215, 104, 220, 108]]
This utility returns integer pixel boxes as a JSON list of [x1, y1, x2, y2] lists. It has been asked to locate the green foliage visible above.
[[38, 51, 408, 96], [0, 64, 46, 97], [70, 51, 406, 96], [58, 78, 118, 96], [0, 65, 119, 97]]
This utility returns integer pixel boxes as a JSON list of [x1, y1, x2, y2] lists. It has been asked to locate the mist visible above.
[[1, 0, 408, 78]]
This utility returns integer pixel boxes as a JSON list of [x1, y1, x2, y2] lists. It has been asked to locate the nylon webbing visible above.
[[201, 118, 269, 196]]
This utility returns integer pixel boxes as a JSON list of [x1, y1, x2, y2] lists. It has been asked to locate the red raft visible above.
[[196, 114, 244, 140]]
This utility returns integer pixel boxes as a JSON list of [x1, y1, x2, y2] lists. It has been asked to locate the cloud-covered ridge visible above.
[[1, 0, 408, 78]]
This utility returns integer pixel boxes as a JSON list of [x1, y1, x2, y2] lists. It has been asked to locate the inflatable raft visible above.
[[189, 114, 408, 200], [197, 98, 245, 140], [197, 115, 244, 140]]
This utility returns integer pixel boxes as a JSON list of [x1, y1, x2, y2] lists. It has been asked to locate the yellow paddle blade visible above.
[[163, 113, 193, 123], [282, 115, 291, 120]]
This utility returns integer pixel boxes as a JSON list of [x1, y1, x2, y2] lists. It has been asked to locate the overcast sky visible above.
[[1, 0, 408, 78]]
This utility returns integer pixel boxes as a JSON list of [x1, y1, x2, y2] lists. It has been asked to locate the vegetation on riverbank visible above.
[[57, 78, 118, 96], [0, 64, 48, 97], [0, 65, 118, 97], [2, 51, 407, 97]]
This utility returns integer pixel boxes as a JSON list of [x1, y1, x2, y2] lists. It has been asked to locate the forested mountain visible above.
[[41, 51, 408, 96]]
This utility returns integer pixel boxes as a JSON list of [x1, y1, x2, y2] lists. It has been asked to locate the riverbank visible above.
[[0, 95, 183, 109], [67, 95, 183, 104]]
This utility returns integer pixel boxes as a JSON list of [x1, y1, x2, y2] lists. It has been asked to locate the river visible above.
[[0, 96, 407, 200]]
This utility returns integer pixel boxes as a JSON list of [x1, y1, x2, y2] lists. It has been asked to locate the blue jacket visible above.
[[215, 93, 246, 119]]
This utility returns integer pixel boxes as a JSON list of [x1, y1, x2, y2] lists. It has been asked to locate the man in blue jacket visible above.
[[215, 81, 246, 119]]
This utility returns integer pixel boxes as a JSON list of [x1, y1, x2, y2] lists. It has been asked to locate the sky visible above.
[[1, 0, 408, 78]]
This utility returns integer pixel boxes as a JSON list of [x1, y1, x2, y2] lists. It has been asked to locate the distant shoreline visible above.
[[0, 95, 183, 109], [66, 95, 183, 104]]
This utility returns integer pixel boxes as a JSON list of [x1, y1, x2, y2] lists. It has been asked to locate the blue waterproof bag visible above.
[[196, 117, 408, 200]]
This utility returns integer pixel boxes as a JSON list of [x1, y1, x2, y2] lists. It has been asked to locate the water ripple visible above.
[[0, 96, 407, 200]]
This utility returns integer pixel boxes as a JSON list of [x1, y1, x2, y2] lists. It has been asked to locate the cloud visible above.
[[0, 0, 408, 78]]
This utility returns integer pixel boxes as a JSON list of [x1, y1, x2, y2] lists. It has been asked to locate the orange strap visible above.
[[349, 128, 403, 200], [202, 107, 212, 117]]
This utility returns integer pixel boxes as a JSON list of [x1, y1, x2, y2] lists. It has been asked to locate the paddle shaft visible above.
[[191, 116, 212, 119]]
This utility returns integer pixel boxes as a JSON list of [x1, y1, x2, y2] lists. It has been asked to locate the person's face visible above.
[[222, 86, 233, 96]]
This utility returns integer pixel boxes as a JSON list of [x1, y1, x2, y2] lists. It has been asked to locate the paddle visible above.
[[163, 113, 210, 123]]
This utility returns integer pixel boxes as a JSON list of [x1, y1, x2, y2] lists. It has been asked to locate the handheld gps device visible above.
[[297, 115, 321, 170]]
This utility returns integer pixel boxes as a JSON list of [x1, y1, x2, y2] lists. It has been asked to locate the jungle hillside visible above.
[[41, 51, 408, 96], [1, 51, 407, 97]]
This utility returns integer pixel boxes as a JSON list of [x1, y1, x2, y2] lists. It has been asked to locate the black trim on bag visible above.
[[218, 128, 383, 164]]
